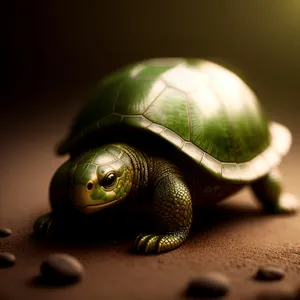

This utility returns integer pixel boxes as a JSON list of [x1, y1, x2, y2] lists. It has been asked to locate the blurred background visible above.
[[1, 0, 300, 218], [5, 1, 300, 100]]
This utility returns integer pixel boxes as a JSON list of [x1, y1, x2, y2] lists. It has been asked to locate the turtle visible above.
[[33, 58, 299, 254]]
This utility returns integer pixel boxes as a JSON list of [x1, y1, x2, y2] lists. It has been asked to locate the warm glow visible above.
[[162, 65, 210, 93]]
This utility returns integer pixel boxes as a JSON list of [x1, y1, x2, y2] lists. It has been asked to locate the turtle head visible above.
[[68, 145, 133, 214]]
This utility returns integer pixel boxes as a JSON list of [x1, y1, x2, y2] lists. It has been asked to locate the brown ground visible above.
[[1, 83, 300, 300]]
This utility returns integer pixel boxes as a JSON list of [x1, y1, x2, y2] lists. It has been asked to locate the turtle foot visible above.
[[135, 232, 186, 254], [266, 193, 300, 214], [33, 213, 57, 238]]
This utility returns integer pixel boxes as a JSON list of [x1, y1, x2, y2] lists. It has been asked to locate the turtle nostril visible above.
[[86, 182, 93, 191]]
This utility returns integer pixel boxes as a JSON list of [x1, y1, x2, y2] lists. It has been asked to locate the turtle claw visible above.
[[274, 193, 300, 214], [33, 214, 56, 238], [135, 232, 184, 254], [135, 234, 160, 253], [135, 234, 162, 253]]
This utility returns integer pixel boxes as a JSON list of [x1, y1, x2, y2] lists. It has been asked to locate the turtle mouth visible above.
[[75, 199, 118, 214]]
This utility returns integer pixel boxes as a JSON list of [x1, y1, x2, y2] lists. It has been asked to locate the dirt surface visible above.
[[1, 86, 300, 300]]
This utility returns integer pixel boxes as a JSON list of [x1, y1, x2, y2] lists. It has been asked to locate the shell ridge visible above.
[[64, 118, 290, 183], [196, 122, 290, 182], [141, 83, 167, 115]]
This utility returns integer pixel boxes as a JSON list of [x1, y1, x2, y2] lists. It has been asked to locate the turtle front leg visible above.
[[251, 168, 299, 214], [33, 209, 80, 239], [33, 159, 78, 239], [33, 212, 64, 238], [135, 171, 192, 254]]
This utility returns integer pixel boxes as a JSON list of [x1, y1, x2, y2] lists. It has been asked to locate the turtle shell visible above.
[[57, 58, 292, 183]]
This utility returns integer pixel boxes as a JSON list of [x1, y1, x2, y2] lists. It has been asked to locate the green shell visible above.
[[57, 58, 292, 183]]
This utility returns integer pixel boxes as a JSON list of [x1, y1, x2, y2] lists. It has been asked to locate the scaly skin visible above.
[[34, 143, 193, 253], [34, 143, 298, 254], [135, 157, 192, 253]]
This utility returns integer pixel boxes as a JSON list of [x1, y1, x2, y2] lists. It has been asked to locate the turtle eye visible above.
[[102, 172, 116, 187]]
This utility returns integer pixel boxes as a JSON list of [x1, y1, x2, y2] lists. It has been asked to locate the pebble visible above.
[[0, 228, 12, 238], [185, 272, 230, 298], [255, 266, 285, 281], [40, 253, 84, 284], [0, 252, 16, 267]]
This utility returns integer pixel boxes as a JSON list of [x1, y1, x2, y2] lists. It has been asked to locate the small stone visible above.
[[185, 272, 230, 298], [0, 228, 12, 238], [0, 252, 16, 267], [40, 253, 84, 284], [255, 266, 285, 281]]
